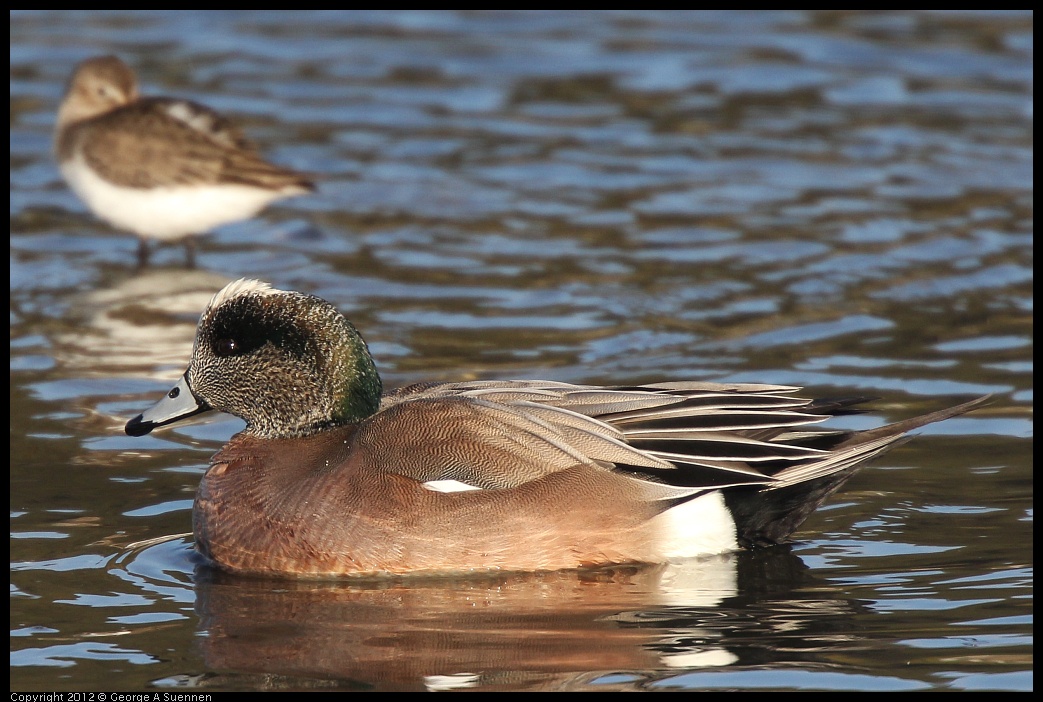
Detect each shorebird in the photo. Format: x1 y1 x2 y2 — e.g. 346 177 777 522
55 55 315 266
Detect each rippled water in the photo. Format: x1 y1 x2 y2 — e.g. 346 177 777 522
10 10 1032 692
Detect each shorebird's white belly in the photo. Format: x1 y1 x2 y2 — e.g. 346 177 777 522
61 154 294 241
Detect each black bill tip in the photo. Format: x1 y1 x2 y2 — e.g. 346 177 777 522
125 414 155 437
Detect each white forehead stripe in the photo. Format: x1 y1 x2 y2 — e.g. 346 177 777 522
208 278 278 310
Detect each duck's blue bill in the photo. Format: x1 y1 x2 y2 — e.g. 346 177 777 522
125 374 211 436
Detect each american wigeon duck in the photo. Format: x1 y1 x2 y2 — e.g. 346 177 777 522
55 56 314 267
126 279 989 578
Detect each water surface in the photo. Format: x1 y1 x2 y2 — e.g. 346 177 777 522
10 10 1032 692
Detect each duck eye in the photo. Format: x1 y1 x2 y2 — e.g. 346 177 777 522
215 338 238 357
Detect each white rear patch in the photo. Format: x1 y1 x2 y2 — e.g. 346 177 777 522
650 491 738 559
422 479 483 493
660 649 739 669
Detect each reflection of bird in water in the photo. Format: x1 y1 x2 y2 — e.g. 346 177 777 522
51 268 231 378
189 551 866 691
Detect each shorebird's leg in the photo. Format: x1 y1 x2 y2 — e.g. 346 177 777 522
183 237 197 269
136 238 151 269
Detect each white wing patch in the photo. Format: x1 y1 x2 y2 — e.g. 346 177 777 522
422 479 484 493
